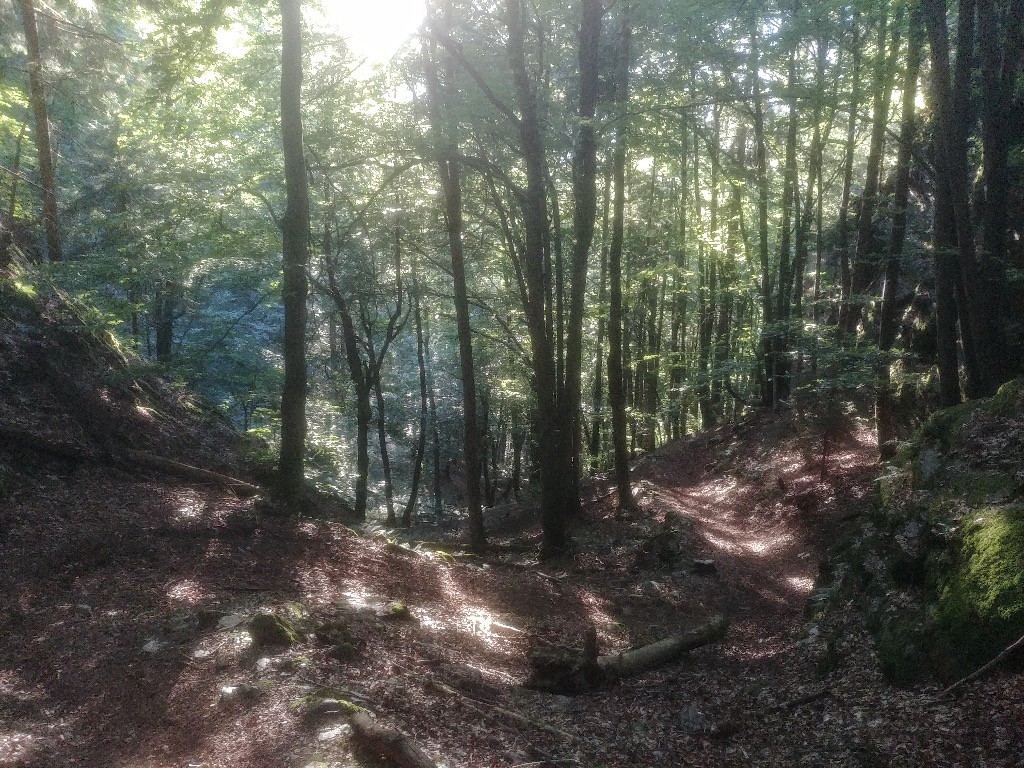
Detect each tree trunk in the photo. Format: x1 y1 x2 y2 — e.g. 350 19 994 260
590 164 611 468
17 0 61 262
837 14 863 313
877 11 923 459
373 374 396 527
277 0 310 507
563 0 603 510
1 123 26 268
403 273 429 528
425 2 486 552
607 10 633 510
600 615 727 681
751 25 774 408
839 7 901 338
923 0 1003 397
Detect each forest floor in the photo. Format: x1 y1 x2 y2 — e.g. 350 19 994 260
3 407 1023 768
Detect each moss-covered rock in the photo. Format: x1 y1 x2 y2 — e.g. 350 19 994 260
932 505 1024 678
382 601 412 620
824 378 1024 684
249 612 299 648
292 688 364 721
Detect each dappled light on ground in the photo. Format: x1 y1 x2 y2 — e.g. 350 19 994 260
3 413 1021 767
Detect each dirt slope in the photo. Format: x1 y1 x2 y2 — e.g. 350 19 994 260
2 285 1021 767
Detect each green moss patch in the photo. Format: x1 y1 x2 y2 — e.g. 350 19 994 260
249 612 299 648
932 505 1024 678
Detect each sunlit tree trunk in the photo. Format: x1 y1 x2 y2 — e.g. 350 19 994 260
403 268 429 528
17 0 61 262
839 7 901 338
277 0 310 507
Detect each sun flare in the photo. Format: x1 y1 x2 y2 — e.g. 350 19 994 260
315 0 426 67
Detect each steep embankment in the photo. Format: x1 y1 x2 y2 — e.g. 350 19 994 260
2 275 1023 767
829 379 1024 685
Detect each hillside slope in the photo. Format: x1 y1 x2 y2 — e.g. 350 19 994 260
2 277 1022 767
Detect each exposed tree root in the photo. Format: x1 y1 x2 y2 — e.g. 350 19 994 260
1 424 258 494
939 632 1024 698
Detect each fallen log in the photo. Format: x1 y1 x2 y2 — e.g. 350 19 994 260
527 616 727 694
0 424 258 494
598 614 728 681
348 712 437 768
119 448 259 495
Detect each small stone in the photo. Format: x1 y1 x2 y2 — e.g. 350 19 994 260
142 639 166 653
640 580 660 597
219 683 260 706
317 723 351 742
192 648 214 659
218 613 246 630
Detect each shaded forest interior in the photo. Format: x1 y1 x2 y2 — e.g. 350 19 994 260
2 0 1024 766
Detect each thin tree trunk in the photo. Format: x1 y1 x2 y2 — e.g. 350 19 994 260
607 9 633 509
590 164 611 468
425 3 486 551
403 277 428 527
837 14 862 313
1 123 26 267
752 25 774 408
371 364 396 527
17 0 61 262
839 7 901 338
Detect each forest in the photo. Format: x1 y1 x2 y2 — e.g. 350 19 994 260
1 0 1023 766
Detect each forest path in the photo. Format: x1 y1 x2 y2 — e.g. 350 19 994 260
3 413 1022 768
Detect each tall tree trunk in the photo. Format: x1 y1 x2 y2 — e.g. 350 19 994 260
370 357 396 527
403 272 429 528
425 3 486 552
277 0 310 507
1 123 26 268
878 11 923 458
668 119 689 440
590 164 611 468
837 15 862 313
752 25 774 408
506 0 572 556
607 9 633 509
17 0 61 262
923 0 1003 397
425 316 444 519
976 0 1021 389
563 0 603 512
839 7 900 338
